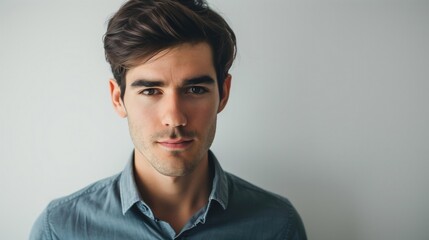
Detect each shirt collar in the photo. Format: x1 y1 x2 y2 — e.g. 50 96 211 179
119 152 141 215
119 150 229 215
207 150 229 210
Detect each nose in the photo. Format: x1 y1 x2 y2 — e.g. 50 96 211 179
161 93 187 127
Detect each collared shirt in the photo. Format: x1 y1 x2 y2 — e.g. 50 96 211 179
30 151 306 240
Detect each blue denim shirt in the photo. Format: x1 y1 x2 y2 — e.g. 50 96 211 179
30 151 306 239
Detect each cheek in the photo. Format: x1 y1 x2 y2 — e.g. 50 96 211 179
188 101 218 125
126 102 158 129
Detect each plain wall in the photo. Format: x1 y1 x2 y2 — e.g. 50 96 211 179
1 0 428 239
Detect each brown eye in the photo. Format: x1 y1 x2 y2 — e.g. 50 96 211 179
140 89 160 95
188 86 207 94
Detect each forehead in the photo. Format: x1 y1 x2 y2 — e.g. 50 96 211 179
125 42 216 84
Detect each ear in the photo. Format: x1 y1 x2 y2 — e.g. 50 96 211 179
217 74 232 113
109 79 127 118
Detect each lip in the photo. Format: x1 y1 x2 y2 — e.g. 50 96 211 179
157 139 194 150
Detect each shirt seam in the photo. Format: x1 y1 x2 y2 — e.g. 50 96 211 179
45 206 53 240
43 176 119 239
282 204 295 239
228 173 287 202
48 176 119 211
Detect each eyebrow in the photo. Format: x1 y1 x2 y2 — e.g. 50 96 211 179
183 75 215 86
130 75 215 88
130 79 163 87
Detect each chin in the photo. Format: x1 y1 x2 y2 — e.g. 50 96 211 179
155 163 196 177
156 155 202 177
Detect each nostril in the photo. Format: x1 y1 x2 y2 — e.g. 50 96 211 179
162 114 187 127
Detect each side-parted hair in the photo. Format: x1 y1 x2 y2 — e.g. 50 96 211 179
103 0 237 99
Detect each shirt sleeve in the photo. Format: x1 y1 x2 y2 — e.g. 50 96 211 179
279 204 307 240
290 220 307 240
29 207 52 240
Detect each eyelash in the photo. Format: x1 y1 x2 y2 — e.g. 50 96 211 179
138 87 208 96
139 89 160 95
187 86 208 94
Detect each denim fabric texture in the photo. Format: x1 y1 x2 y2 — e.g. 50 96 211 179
30 151 306 240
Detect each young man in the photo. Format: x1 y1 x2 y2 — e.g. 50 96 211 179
30 0 306 239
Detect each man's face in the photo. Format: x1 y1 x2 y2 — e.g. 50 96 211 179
110 42 230 177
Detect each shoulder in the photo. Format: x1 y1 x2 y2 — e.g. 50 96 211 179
224 172 307 239
48 174 120 211
226 171 292 208
29 174 121 240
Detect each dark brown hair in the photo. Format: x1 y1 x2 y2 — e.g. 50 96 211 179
103 0 237 99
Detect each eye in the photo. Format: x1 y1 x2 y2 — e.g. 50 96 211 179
139 88 160 95
187 86 208 94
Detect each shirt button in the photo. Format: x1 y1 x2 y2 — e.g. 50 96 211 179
137 203 148 212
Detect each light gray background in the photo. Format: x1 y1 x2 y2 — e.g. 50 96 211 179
1 0 428 239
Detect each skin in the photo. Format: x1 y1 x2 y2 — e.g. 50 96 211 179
109 42 231 233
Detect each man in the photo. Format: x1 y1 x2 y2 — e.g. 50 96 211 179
30 0 307 239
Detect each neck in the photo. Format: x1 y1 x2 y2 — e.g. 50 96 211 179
133 150 212 233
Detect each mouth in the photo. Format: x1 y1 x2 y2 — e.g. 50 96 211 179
157 139 194 150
